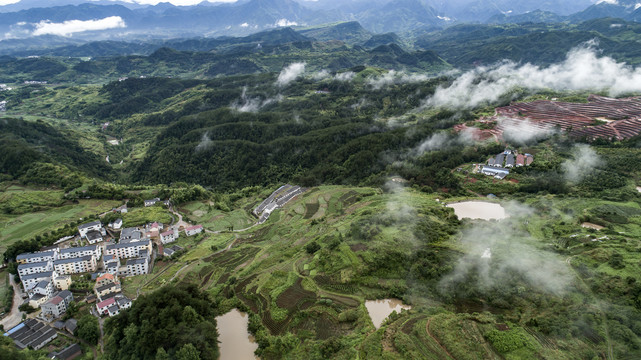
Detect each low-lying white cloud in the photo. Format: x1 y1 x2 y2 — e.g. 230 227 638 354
312 69 330 80
231 86 280 113
276 62 306 87
195 132 213 152
367 70 429 90
439 203 571 296
499 118 556 144
334 71 356 82
32 16 126 37
414 128 476 156
562 144 603 183
425 42 641 109
275 18 298 27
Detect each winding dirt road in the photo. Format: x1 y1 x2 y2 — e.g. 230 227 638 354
0 274 24 330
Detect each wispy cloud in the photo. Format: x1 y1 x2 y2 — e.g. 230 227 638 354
425 41 641 109
231 86 281 113
367 70 429 90
195 132 213 152
499 118 556 145
276 62 306 87
413 128 476 156
562 144 602 183
439 202 571 296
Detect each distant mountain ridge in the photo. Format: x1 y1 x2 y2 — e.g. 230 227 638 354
3 0 641 50
0 0 601 41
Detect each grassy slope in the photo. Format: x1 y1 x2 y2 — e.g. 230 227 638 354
0 185 120 253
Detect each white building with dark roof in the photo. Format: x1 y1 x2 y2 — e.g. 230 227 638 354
16 250 58 264
106 240 151 259
144 198 160 207
41 296 66 318
20 271 55 292
104 257 119 275
109 218 123 230
5 319 57 350
120 227 142 242
78 221 102 238
86 230 103 244
53 256 97 275
18 261 52 277
59 245 100 260
125 257 148 277
28 280 53 299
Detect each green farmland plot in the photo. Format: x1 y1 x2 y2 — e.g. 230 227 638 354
0 198 120 253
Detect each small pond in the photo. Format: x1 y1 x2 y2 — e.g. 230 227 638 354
447 201 508 220
365 299 411 329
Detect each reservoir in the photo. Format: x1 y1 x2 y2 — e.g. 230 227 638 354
216 309 259 360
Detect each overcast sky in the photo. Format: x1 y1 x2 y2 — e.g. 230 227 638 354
0 0 240 6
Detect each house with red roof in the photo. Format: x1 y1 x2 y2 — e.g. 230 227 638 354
185 225 203 236
96 297 116 316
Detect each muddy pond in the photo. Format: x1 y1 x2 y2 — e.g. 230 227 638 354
365 299 411 329
216 309 258 360
447 201 508 220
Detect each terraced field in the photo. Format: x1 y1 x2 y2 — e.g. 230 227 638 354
490 95 641 140
138 184 624 358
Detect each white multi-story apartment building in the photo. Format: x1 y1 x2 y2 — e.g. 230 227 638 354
125 257 148 277
59 245 100 260
78 221 102 238
18 261 53 277
105 240 151 259
16 250 58 264
28 279 55 307
29 280 54 299
53 256 97 275
21 271 55 292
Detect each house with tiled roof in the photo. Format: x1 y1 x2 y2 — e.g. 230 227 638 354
41 296 65 318
185 225 203 236
96 297 116 316
160 227 179 244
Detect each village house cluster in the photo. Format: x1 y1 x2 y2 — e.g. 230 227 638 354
4 194 210 353
7 207 206 351
480 149 534 179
